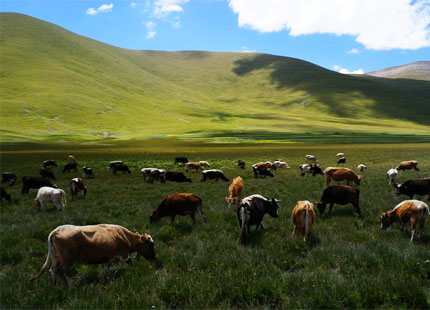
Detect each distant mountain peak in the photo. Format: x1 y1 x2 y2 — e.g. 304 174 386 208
367 61 430 80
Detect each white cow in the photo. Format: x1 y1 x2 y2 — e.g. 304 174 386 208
199 161 210 168
387 168 399 185
141 168 166 183
357 164 367 172
300 164 312 176
305 155 317 163
336 153 344 157
33 187 66 211
274 160 290 169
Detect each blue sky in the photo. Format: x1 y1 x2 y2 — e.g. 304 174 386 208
1 0 429 73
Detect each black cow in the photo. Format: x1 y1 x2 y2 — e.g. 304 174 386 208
108 161 123 170
253 166 274 179
337 157 347 164
316 185 361 216
1 187 11 202
82 166 94 179
21 176 55 195
43 160 57 168
201 170 229 182
40 167 56 180
165 172 192 183
396 178 430 200
174 157 188 165
63 162 78 173
238 160 245 169
237 194 279 245
112 164 131 174
1 172 17 186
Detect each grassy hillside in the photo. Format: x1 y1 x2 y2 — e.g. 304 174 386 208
1 13 430 142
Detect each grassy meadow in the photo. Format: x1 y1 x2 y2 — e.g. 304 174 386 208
1 142 429 309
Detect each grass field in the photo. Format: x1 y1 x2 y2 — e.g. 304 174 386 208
1 142 429 309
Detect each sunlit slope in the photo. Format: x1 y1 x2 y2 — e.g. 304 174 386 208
1 13 429 141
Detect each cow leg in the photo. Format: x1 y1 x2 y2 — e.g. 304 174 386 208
410 219 417 242
247 224 251 234
197 208 206 224
170 215 176 224
353 203 361 216
103 264 109 281
190 212 196 224
292 225 297 237
328 203 334 213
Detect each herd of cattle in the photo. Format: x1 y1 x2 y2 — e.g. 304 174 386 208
1 154 429 288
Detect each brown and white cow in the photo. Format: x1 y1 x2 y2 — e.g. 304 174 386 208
185 162 203 172
291 200 315 241
225 176 244 208
324 167 361 187
150 193 206 224
381 200 429 242
30 224 157 287
70 178 87 201
395 160 419 171
273 160 290 169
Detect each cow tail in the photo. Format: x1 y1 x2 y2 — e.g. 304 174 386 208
61 190 66 210
305 209 311 240
239 206 246 245
197 197 206 224
30 232 53 281
423 203 430 215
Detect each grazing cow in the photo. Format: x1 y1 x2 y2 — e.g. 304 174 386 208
357 164 367 172
316 185 361 216
1 172 17 186
299 164 324 177
337 157 346 164
253 165 274 179
111 164 131 174
141 168 160 182
174 157 188 165
237 194 279 245
226 176 244 208
324 167 361 187
274 160 290 169
68 155 76 163
33 186 66 211
22 176 55 195
199 161 210 168
150 193 206 224
238 160 245 169
291 200 315 241
150 169 166 183
396 178 430 200
82 166 94 179
70 178 87 201
30 224 157 288
265 161 277 171
108 161 123 170
40 167 56 180
381 200 429 242
396 160 419 171
387 168 399 185
252 162 271 170
63 162 78 173
165 172 192 183
305 155 317 163
201 169 229 182
1 187 11 202
43 160 57 168
185 162 202 172
336 153 345 157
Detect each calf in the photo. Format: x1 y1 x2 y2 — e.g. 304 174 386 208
174 157 189 165
226 176 244 208
150 193 206 224
357 164 367 172
291 200 315 241
238 160 245 169
63 162 78 173
22 176 55 195
387 168 399 185
30 224 156 288
43 160 57 168
396 160 419 171
381 200 429 242
305 155 317 163
165 172 192 183
82 166 94 179
112 164 131 174
40 167 56 180
199 161 210 168
396 178 430 200
201 169 229 182
324 167 361 187
185 162 202 172
300 164 324 177
237 194 279 245
1 172 17 186
337 157 346 164
1 187 11 202
33 186 66 211
70 178 87 201
316 185 361 216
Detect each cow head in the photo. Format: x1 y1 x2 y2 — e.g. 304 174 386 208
380 211 396 229
355 176 362 185
149 210 160 224
33 198 41 209
186 177 192 183
315 201 326 214
136 234 157 261
267 198 280 218
396 183 405 195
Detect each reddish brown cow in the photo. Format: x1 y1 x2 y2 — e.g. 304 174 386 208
316 185 361 216
226 176 244 207
395 160 419 171
291 200 315 241
185 162 203 172
324 167 361 187
150 193 206 224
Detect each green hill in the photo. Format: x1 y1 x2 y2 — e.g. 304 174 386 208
1 13 430 142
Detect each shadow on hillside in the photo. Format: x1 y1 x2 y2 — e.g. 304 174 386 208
187 111 282 122
232 54 430 126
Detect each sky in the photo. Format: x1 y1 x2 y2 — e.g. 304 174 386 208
1 0 430 73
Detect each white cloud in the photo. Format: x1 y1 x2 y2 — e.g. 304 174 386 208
145 21 157 39
130 2 138 7
153 0 189 18
146 31 157 39
228 0 430 50
86 3 113 15
347 48 359 54
333 65 364 74
241 46 256 53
